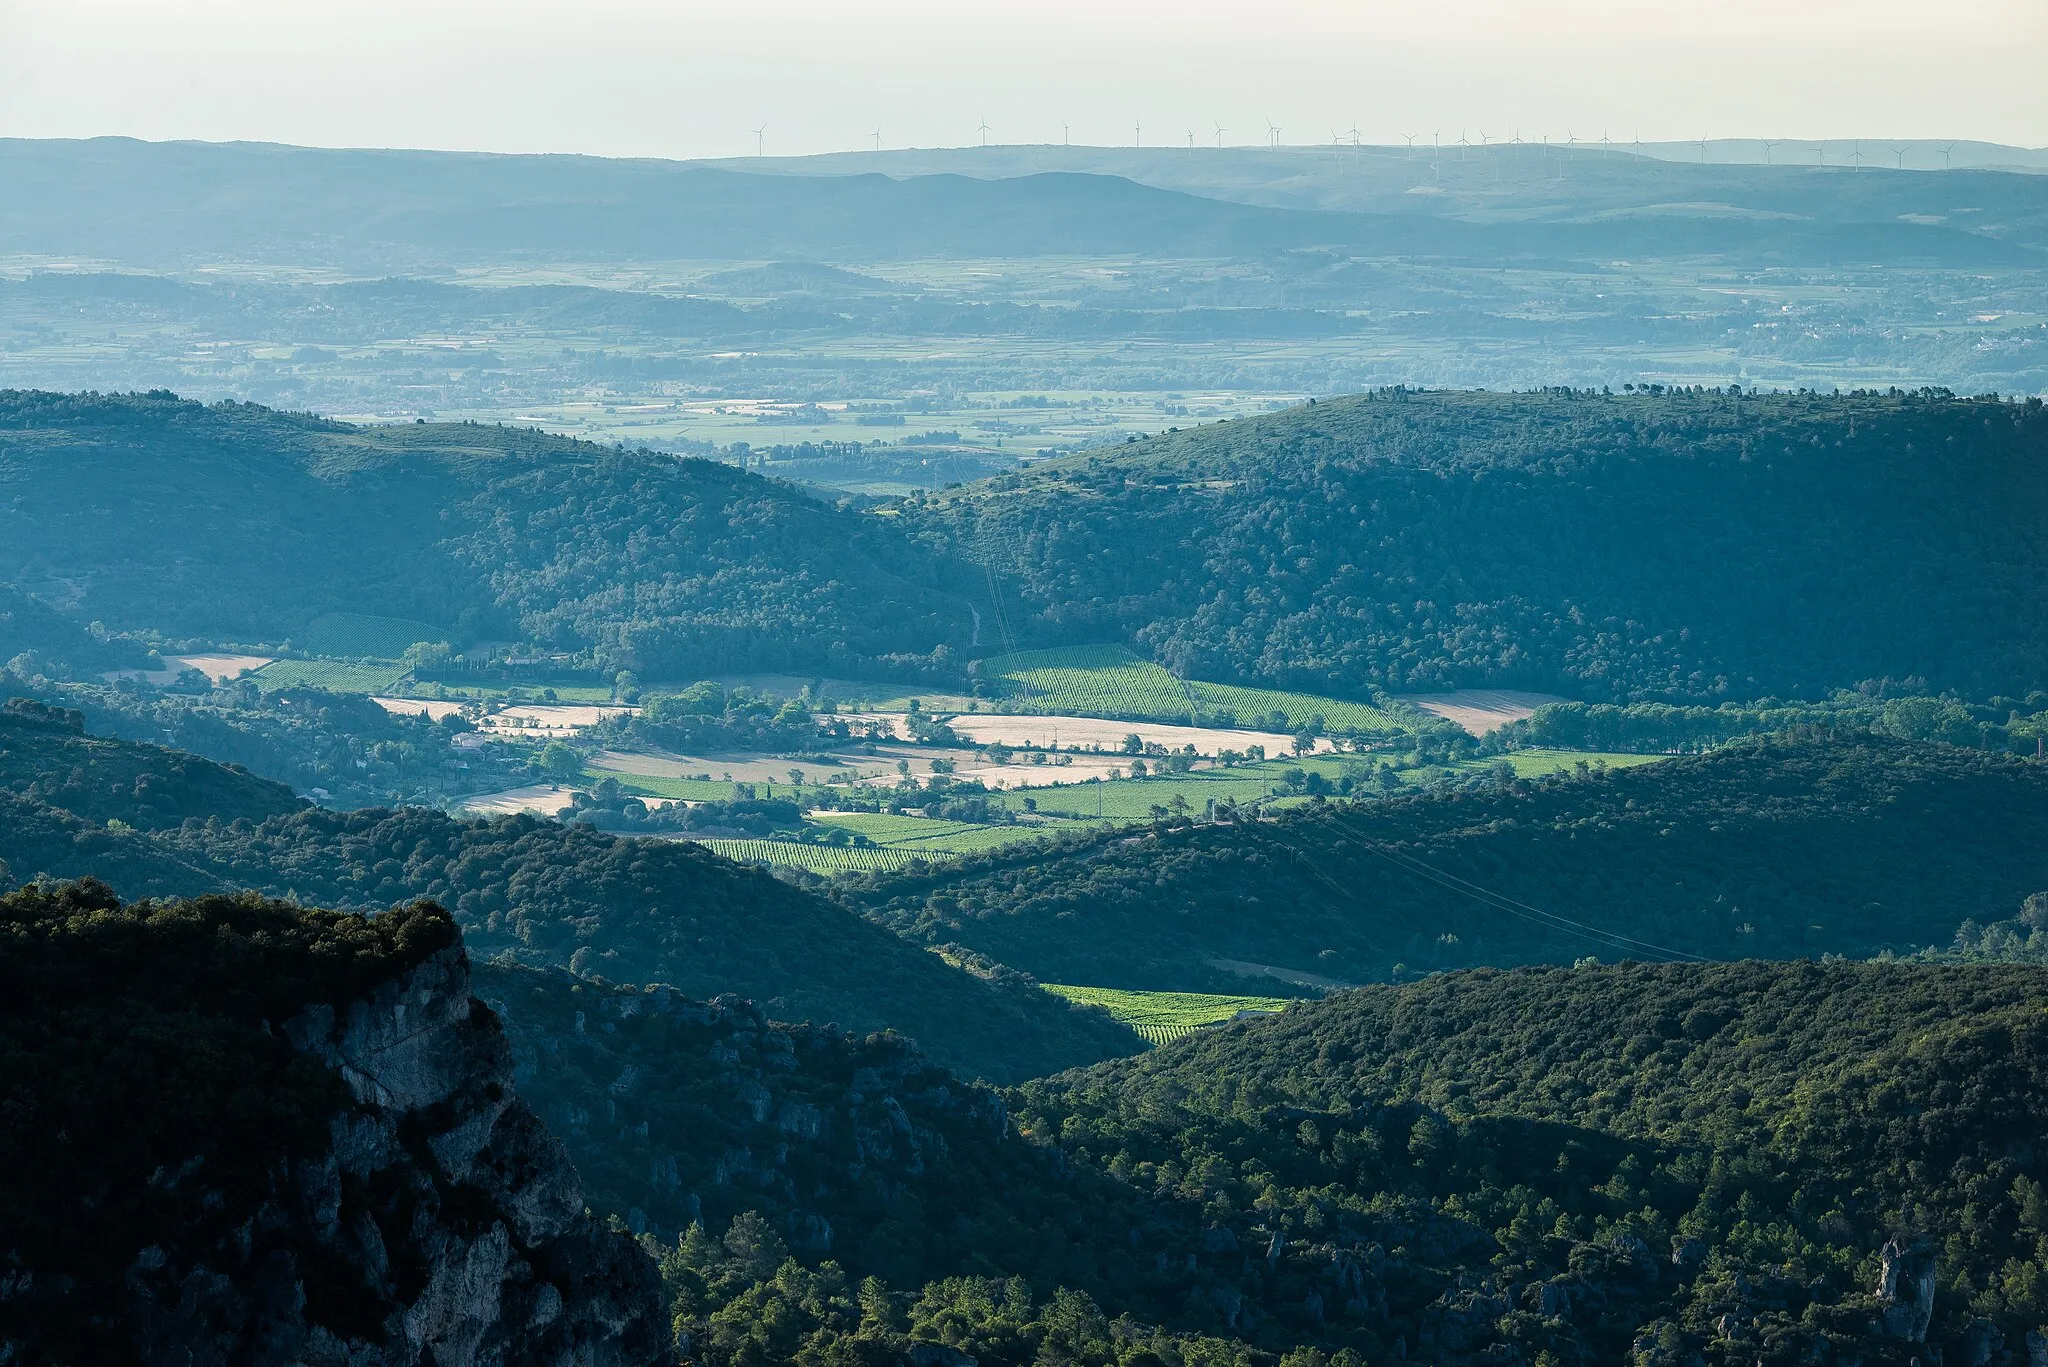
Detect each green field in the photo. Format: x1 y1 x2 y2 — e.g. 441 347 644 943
593 772 765 803
809 810 1054 855
993 749 1665 819
1040 984 1295 1046
298 612 447 659
253 658 413 693
981 645 1404 733
696 839 939 876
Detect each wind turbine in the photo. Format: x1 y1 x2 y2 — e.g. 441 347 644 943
1215 123 1228 148
1848 140 1865 170
1940 141 1956 170
977 117 991 147
1063 122 1071 146
1266 120 1281 148
1600 129 1611 156
1348 122 1361 147
1402 132 1418 152
1696 136 1708 164
1889 144 1908 170
1762 138 1779 165
870 128 882 153
1566 128 1578 157
750 125 766 158
1456 129 1470 158
1814 143 1827 166
1188 128 1196 150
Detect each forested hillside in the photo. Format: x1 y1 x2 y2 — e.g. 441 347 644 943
0 389 972 678
851 733 2048 991
0 696 301 828
913 388 2048 701
1011 958 2048 1366
0 711 1135 1082
9 389 2048 705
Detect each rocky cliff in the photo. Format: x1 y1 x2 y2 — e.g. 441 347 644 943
0 879 669 1366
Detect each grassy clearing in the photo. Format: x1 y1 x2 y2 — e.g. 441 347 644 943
298 611 446 658
1496 748 1664 778
982 645 1403 733
591 772 764 802
253 659 413 693
1040 984 1295 1046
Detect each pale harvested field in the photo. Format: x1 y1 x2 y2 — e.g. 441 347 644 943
1401 690 1568 735
370 696 468 721
845 712 1335 758
373 698 631 735
949 753 1129 789
454 783 577 818
589 748 898 784
591 743 1127 792
476 704 634 737
103 653 274 686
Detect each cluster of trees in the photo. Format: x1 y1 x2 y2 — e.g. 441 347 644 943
0 583 148 678
594 681 838 755
1496 689 2048 756
846 732 2048 992
908 388 2048 702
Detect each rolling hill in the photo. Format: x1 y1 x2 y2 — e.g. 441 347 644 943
0 389 973 679
849 733 2048 991
915 387 2048 701
1011 957 2048 1365
9 387 2048 708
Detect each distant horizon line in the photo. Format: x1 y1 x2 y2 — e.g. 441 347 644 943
8 132 2046 163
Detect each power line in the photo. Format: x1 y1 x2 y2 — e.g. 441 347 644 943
1280 808 1710 964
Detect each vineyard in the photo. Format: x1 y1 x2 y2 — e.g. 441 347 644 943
298 611 448 659
811 811 1052 855
981 645 1405 733
1038 984 1294 1046
252 658 412 693
695 839 937 876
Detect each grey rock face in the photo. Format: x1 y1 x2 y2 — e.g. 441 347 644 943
124 947 670 1367
1874 1234 1938 1342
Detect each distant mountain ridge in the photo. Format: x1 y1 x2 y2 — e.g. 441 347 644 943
3 137 2040 268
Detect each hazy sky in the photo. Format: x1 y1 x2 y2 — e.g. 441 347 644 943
2 0 2043 160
